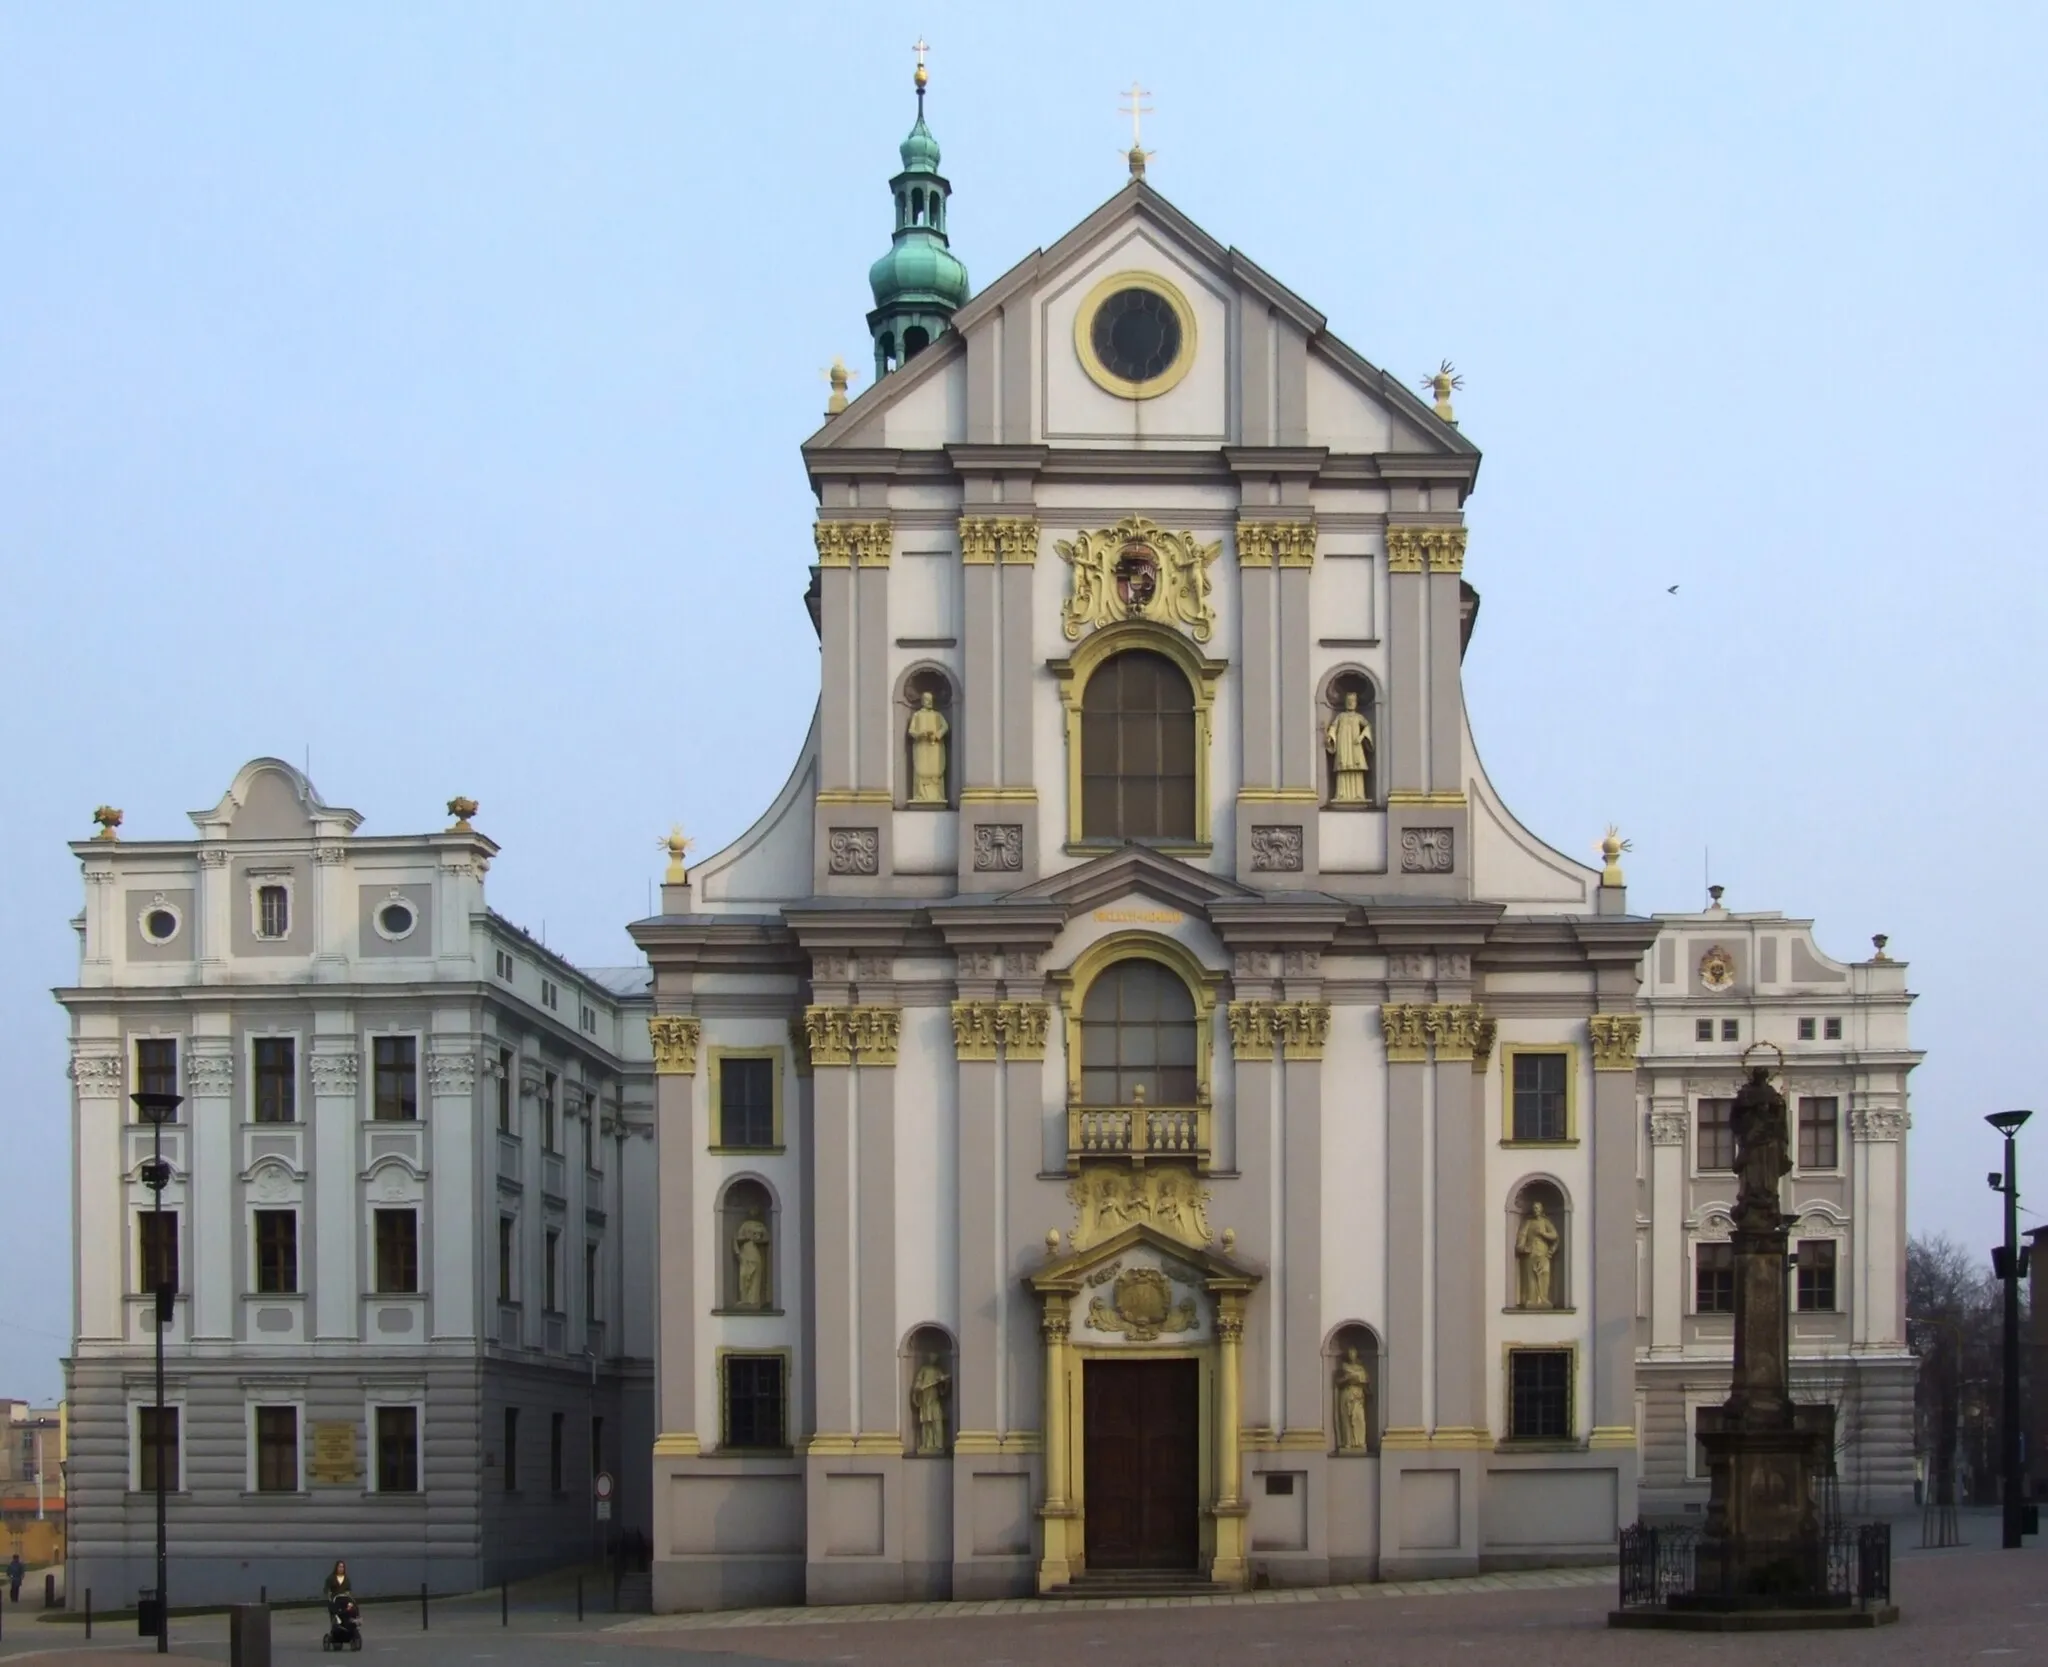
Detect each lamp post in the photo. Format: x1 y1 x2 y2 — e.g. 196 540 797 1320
1986 1108 2032 1550
132 1090 181 1652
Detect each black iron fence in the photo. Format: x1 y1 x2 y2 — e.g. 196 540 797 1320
1617 1522 1891 1611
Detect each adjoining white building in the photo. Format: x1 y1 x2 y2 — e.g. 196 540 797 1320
1633 897 1919 1517
58 760 655 1603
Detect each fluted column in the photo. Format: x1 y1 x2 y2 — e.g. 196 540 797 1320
1035 1304 1075 1592
1212 1300 1249 1587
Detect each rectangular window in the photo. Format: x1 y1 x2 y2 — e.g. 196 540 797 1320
139 1210 179 1296
257 883 290 939
1823 1016 1843 1040
541 979 559 1011
496 1049 513 1131
495 949 515 981
373 1209 419 1293
585 1242 600 1319
252 1037 296 1122
373 1036 418 1120
1696 1241 1736 1313
1798 1096 1840 1170
542 1072 558 1153
1797 1241 1838 1312
722 1355 787 1451
1720 1018 1739 1042
136 1037 179 1105
1510 1052 1568 1143
581 1004 597 1033
1507 1349 1572 1441
375 1406 419 1493
549 1411 564 1493
718 1056 778 1149
255 1405 299 1493
498 1217 515 1303
1797 1017 1816 1041
1696 1099 1735 1170
1694 1018 1713 1042
503 1407 519 1491
544 1229 561 1313
137 1405 180 1492
254 1210 298 1294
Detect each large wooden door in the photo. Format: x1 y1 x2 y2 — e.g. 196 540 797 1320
1083 1358 1200 1569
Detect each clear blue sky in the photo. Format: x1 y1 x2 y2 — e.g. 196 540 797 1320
3 4 2043 1402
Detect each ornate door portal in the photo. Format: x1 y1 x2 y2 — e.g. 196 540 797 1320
1083 1359 1200 1569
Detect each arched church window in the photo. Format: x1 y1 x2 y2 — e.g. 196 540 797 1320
896 190 907 225
903 325 930 359
1080 650 1196 841
1079 960 1198 1107
1322 672 1377 807
911 188 926 224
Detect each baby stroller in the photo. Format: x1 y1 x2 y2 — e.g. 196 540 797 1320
321 1593 362 1652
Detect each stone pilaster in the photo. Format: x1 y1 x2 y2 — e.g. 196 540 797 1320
1588 1015 1643 1454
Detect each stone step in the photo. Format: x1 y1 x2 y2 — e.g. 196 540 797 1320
1046 1570 1223 1600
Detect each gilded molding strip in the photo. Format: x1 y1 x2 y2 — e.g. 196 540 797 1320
1229 1000 1330 1062
814 519 892 568
816 788 892 804
954 1430 1044 1455
647 1015 701 1076
1385 526 1468 575
804 1004 902 1068
805 1433 901 1455
1381 1003 1489 1067
1589 1013 1644 1072
951 1000 1051 1062
650 1432 701 1457
1588 1426 1639 1450
1386 789 1468 807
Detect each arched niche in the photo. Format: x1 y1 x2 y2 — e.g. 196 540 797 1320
1325 1323 1381 1455
900 1323 955 1457
1316 667 1381 809
1507 1176 1571 1311
896 663 958 809
717 1176 779 1314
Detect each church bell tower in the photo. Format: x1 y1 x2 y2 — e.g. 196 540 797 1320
866 43 969 382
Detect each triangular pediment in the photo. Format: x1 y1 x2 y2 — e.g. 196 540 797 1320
1028 1220 1260 1295
805 178 1478 466
1000 844 1259 917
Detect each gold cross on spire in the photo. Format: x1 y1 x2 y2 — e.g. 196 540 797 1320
1119 81 1154 179
913 37 929 93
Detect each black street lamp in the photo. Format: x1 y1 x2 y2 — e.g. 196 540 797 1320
1986 1108 2032 1550
132 1089 181 1652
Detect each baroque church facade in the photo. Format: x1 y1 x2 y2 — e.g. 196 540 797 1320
628 75 1917 1609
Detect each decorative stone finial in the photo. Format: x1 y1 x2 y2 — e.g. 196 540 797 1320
1871 933 1890 961
823 358 855 415
91 805 123 842
1120 82 1154 178
1130 1082 1147 1107
661 825 694 885
1421 360 1464 425
1045 1228 1062 1260
1598 824 1631 888
1221 1228 1237 1255
1708 883 1726 909
446 796 478 832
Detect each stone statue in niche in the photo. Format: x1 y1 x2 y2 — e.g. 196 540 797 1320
1334 1346 1372 1452
733 1214 771 1309
908 691 950 804
910 1353 951 1454
1515 1198 1560 1309
1325 690 1373 804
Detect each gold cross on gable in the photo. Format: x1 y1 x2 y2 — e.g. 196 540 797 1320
914 37 928 70
1120 81 1153 149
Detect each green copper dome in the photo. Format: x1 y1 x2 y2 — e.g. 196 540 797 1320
866 76 968 380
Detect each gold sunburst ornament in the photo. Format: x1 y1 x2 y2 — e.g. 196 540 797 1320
660 826 694 885
1421 360 1464 424
1597 825 1632 887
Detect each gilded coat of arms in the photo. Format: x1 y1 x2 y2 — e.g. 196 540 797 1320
1085 1263 1199 1341
1058 516 1221 644
1699 945 1736 991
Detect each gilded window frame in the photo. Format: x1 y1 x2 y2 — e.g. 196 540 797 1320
715 1346 794 1455
1499 1341 1579 1447
1051 619 1225 856
1072 269 1199 401
1499 1042 1580 1148
1051 931 1223 1115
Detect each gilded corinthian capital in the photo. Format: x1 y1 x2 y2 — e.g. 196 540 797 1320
1380 1003 1430 1063
1589 1013 1643 1072
647 1015 701 1075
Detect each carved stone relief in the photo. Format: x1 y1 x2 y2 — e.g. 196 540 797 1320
1399 827 1455 873
1083 1263 1199 1341
972 824 1024 871
426 1051 477 1095
1058 516 1222 644
827 827 880 876
1249 826 1304 871
1067 1164 1211 1251
68 1051 124 1099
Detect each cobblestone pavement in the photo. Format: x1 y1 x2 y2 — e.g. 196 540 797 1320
609 1545 2047 1666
